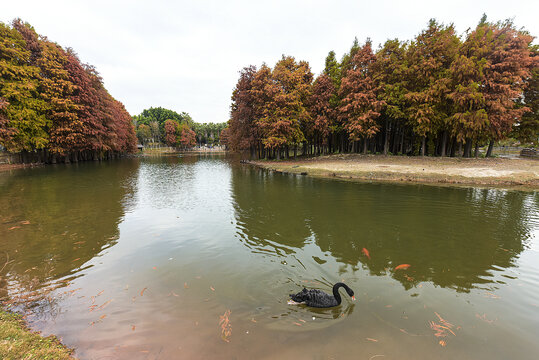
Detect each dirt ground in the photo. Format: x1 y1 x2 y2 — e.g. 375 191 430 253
249 154 539 189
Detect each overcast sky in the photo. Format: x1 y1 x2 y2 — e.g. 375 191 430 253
3 0 538 124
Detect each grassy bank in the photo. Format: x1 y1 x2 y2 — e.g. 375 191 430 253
0 310 74 360
249 154 539 189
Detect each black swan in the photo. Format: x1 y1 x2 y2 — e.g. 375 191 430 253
288 282 355 308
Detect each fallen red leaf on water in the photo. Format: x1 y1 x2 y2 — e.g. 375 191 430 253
293 322 302 326
395 264 411 270
152 267 156 270
366 338 378 342
184 282 189 289
484 292 500 299
251 318 257 323
72 258 80 262
74 241 85 245
210 286 215 291
8 226 20 230
220 310 232 342
362 248 371 259
132 325 136 331
20 220 30 225
385 305 392 308
100 314 107 320
89 321 95 326
98 299 112 310
97 290 104 296
439 340 447 347
170 291 179 297
140 287 147 296
299 319 306 323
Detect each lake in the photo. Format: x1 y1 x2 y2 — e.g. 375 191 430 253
1 155 538 359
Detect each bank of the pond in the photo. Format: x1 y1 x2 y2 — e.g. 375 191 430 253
0 163 44 172
248 154 539 189
0 310 74 359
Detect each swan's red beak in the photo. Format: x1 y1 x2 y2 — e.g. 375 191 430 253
351 296 356 301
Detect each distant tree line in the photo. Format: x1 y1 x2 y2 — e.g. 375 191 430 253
0 19 137 163
133 107 195 148
133 106 226 148
223 17 538 159
192 122 227 146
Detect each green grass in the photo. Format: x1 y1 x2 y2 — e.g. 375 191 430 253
0 310 74 360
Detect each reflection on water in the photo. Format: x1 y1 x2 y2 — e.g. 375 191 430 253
232 166 535 292
0 155 538 360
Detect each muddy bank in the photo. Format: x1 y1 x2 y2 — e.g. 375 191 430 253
247 154 539 189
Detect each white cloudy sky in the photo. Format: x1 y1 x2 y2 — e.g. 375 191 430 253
3 0 538 124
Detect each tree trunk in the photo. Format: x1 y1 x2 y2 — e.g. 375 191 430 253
463 139 473 158
383 120 390 155
486 140 494 157
474 142 479 158
421 136 426 157
440 131 448 157
363 138 368 154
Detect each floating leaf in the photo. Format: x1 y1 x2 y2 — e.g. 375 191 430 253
140 287 147 296
98 299 113 310
210 286 215 291
184 282 189 289
8 226 20 230
219 310 232 342
366 338 378 342
362 248 371 259
395 264 411 270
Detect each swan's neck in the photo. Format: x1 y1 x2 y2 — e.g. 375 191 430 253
332 283 347 305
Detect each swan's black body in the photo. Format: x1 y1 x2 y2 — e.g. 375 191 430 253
289 282 355 308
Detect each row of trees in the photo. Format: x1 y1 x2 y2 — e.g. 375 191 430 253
133 107 193 146
133 107 226 148
192 122 227 147
0 19 137 163
224 17 538 159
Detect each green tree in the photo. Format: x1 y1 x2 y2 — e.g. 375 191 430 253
0 21 49 153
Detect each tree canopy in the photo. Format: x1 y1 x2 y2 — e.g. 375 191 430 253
225 16 538 158
0 19 136 162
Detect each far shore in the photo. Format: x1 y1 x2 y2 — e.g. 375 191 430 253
0 163 43 172
247 154 539 190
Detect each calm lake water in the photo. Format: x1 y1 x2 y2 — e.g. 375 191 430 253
1 155 538 359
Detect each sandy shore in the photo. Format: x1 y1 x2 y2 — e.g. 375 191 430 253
248 154 539 189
